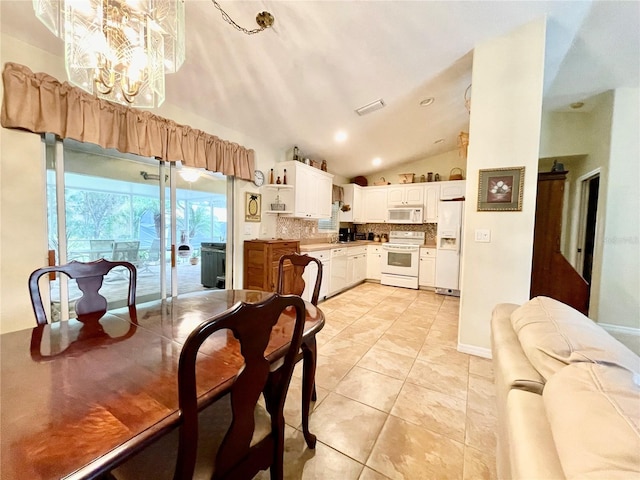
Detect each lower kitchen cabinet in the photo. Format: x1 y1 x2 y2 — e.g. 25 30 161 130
366 244 382 280
301 249 331 302
243 239 300 292
347 246 367 286
418 248 437 287
329 247 348 295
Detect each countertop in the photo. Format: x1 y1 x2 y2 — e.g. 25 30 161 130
300 240 436 252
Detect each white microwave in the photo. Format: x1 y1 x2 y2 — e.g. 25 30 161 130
387 207 423 224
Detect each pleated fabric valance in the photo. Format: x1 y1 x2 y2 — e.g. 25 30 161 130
1 62 254 181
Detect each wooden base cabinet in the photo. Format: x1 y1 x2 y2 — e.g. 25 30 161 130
243 239 300 292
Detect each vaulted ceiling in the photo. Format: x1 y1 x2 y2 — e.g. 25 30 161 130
1 1 638 179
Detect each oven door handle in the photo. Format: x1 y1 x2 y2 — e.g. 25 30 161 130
382 245 419 253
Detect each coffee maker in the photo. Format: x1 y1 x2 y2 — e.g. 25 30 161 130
338 227 354 242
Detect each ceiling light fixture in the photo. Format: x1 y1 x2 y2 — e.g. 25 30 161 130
180 168 202 183
33 0 185 108
355 99 385 116
570 102 585 109
334 131 348 143
211 0 274 34
420 97 435 107
372 157 382 166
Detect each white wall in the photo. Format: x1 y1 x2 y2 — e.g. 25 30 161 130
458 19 547 355
597 87 639 329
364 149 466 186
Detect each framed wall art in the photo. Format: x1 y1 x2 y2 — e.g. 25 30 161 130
245 192 261 222
477 166 525 211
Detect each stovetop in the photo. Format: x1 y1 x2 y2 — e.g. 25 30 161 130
388 230 425 245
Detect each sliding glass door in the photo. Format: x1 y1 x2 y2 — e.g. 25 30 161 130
45 137 230 320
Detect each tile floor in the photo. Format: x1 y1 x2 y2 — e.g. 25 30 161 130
257 282 497 480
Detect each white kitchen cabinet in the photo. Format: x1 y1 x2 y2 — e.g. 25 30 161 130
387 184 424 206
302 249 330 302
424 184 440 223
339 184 364 223
277 161 333 219
367 244 382 280
355 253 367 282
363 187 388 223
347 245 367 286
418 248 437 287
439 180 466 200
329 247 348 294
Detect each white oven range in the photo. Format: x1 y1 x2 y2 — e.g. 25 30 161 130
380 231 425 289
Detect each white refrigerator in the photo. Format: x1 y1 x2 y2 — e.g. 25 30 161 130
435 200 464 296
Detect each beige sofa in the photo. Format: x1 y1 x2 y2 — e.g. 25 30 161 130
491 296 640 479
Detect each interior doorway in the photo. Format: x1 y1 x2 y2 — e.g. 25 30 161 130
576 172 600 284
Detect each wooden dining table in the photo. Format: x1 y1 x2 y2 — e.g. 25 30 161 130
0 289 325 480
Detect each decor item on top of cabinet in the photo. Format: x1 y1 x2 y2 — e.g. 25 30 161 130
352 176 368 186
449 167 464 181
458 131 469 158
477 166 525 212
374 177 390 186
398 173 414 184
245 192 262 222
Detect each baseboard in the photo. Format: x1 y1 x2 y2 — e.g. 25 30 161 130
457 343 492 359
599 323 640 336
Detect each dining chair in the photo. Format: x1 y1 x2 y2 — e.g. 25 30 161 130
28 259 137 325
276 253 322 449
110 293 307 480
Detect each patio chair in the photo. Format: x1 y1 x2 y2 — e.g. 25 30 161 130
28 259 137 325
89 239 115 260
111 241 140 263
110 293 306 480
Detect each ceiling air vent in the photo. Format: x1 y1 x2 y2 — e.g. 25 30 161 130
355 99 385 116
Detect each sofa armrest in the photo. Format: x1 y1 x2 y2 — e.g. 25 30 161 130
491 303 545 394
507 389 566 479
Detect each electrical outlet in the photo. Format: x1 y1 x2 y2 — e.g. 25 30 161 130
475 229 491 243
244 224 252 235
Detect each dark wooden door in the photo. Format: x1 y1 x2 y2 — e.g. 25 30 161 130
530 171 590 314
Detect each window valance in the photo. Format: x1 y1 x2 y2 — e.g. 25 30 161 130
1 62 254 181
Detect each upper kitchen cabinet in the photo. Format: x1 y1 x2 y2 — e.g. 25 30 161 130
439 180 466 200
387 184 424 206
363 187 388 223
340 184 364 223
279 161 333 219
424 184 440 223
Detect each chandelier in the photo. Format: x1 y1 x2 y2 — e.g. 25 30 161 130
33 0 185 108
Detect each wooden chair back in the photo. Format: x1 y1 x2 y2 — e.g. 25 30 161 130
175 293 306 480
276 253 323 305
28 259 137 325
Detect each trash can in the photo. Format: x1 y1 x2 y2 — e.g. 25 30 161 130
201 242 226 288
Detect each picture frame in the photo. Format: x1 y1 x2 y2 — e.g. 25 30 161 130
245 192 261 222
477 166 525 211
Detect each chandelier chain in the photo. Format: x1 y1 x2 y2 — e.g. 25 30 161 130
211 0 273 35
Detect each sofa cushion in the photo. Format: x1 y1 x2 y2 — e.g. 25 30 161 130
511 296 640 380
543 362 640 479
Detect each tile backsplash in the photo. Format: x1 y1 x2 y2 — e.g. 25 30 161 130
355 223 437 244
276 217 333 241
275 217 436 245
